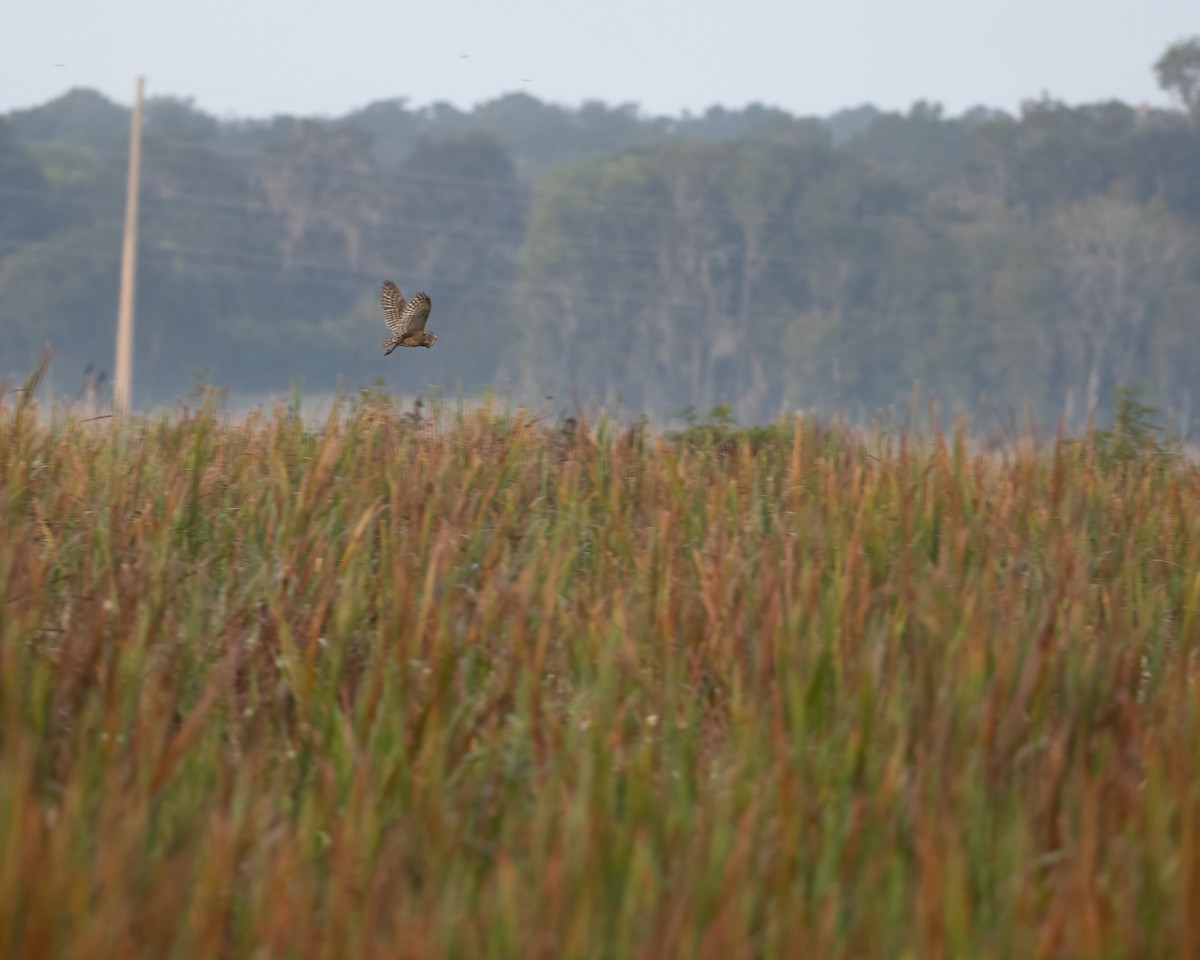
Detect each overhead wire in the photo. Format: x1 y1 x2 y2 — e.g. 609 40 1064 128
0 116 1072 375
0 169 1003 294
9 126 965 233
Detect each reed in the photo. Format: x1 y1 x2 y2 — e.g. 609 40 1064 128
2 382 1197 958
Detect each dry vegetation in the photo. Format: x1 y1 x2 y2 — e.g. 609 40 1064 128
2 361 1199 958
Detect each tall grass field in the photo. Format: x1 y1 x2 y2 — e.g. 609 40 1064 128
2 365 1199 958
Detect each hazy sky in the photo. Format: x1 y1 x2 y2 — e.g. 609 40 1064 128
1 0 1195 120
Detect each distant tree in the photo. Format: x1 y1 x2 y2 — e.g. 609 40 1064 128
0 222 122 380
1154 37 1200 122
1053 195 1184 420
976 219 1059 413
842 100 970 191
466 95 657 179
725 141 801 412
469 94 580 176
340 98 424 167
1002 98 1137 213
519 153 670 411
7 88 129 152
677 104 829 149
256 120 379 273
0 119 57 241
1121 123 1200 226
825 105 883 147
144 96 218 142
383 132 529 386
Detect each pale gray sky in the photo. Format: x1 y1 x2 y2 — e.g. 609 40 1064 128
1 0 1194 119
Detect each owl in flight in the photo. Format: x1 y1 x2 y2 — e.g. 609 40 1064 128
380 280 436 354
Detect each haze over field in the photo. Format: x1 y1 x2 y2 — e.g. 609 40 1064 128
0 4 1198 426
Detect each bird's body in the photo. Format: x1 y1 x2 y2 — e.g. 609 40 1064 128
380 281 436 354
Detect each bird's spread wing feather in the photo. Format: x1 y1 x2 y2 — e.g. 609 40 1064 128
399 292 432 335
381 281 408 336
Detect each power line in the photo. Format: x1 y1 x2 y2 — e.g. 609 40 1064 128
0 175 998 290
8 127 958 233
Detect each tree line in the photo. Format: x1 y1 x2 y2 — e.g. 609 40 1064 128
1 37 1198 427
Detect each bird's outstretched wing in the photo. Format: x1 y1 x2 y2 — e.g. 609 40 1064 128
381 281 408 336
399 292 432 334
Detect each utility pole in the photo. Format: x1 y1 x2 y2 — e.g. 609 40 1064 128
113 76 144 415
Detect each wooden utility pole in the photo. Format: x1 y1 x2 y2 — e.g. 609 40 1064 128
113 76 144 415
